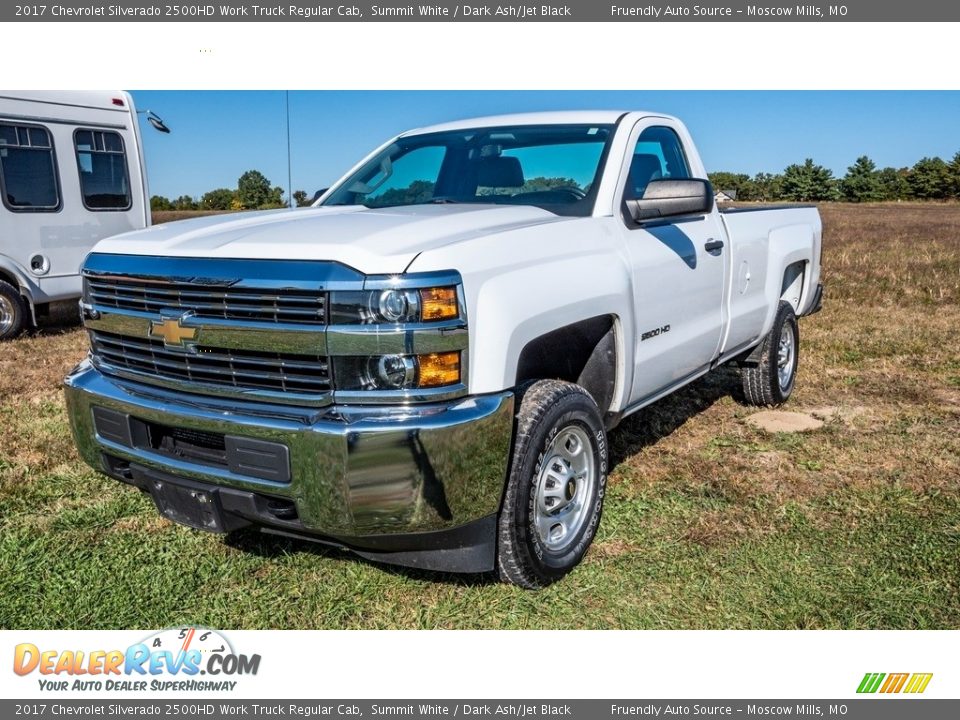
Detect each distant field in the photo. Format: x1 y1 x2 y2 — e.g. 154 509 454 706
151 209 236 224
1 203 958 629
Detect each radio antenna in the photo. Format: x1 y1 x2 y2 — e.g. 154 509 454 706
286 90 294 208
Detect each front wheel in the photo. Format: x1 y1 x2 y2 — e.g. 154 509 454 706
741 301 800 407
497 380 608 589
0 280 28 341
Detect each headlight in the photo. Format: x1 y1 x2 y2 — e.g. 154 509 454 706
334 351 461 391
372 354 416 389
329 287 459 324
376 289 419 323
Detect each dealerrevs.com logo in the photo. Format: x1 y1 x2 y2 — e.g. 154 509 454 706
13 628 260 692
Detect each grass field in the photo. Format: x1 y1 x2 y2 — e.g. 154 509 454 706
1 203 958 629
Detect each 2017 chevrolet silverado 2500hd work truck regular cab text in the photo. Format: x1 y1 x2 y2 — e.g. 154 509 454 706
64 111 823 588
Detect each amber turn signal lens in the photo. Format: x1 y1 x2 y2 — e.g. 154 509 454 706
419 287 458 321
417 351 461 387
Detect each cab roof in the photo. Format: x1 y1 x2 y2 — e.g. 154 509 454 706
401 110 672 136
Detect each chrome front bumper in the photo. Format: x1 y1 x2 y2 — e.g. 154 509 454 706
64 359 514 571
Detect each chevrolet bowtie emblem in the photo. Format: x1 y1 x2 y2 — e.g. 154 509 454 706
150 316 198 348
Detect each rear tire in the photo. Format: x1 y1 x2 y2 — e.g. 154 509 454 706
741 301 799 407
0 281 28 341
497 380 607 589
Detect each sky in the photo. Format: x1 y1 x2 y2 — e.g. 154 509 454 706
130 90 960 201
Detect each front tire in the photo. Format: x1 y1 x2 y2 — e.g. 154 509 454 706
497 380 607 589
0 280 28 341
741 301 799 407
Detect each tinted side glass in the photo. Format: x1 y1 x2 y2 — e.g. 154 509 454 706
359 145 447 207
625 126 693 200
74 129 131 210
0 122 60 211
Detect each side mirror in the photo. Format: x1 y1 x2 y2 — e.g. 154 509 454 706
626 179 714 222
145 111 171 134
312 188 329 203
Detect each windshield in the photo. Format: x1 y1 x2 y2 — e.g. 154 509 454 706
321 124 615 217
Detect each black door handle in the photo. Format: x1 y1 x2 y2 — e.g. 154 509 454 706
704 239 724 252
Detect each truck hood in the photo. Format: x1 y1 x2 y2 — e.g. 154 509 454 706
92 204 570 274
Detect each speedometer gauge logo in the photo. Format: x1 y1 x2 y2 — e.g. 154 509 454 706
141 627 235 662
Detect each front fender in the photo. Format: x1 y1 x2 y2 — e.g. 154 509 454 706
404 218 634 409
470 253 633 403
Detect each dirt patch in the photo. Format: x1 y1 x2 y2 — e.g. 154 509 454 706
746 411 825 433
807 406 869 423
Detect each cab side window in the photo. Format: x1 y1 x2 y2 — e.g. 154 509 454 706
624 126 692 200
74 129 131 210
0 123 61 212
353 145 446 207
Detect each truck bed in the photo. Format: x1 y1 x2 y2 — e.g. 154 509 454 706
718 205 823 356
718 203 816 214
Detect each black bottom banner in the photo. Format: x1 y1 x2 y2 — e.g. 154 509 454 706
3 700 956 720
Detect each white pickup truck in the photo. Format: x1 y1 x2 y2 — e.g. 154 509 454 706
65 111 822 588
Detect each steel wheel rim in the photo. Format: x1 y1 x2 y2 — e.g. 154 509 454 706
777 324 795 391
533 425 595 553
0 294 14 334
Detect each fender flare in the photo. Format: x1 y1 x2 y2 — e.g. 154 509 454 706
759 223 816 336
0 255 38 324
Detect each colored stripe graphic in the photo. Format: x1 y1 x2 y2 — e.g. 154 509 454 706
904 673 933 694
857 673 885 693
857 672 933 694
880 673 909 693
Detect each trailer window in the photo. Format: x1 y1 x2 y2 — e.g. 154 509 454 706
74 129 131 210
0 123 61 212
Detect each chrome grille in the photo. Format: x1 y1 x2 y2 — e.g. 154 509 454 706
86 276 326 325
90 330 331 395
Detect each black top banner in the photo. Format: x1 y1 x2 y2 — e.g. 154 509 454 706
4 0 958 22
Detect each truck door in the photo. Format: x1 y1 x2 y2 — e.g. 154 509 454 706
617 123 727 404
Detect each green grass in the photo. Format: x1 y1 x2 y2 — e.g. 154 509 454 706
1 202 959 629
1 466 957 629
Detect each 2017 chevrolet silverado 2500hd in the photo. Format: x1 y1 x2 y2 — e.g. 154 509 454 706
0 91 163 340
64 111 823 588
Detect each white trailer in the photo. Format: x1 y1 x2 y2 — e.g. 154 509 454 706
0 90 152 339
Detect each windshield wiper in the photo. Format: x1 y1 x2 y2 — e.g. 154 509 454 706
363 198 462 209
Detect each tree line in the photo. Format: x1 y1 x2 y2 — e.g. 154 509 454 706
709 152 960 202
151 170 313 211
152 152 960 211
